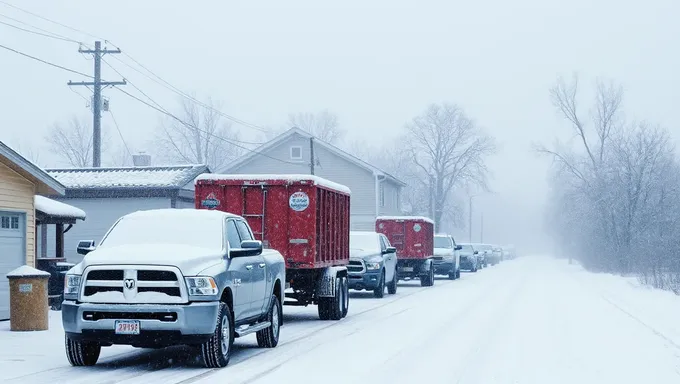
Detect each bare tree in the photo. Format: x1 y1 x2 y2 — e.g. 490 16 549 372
46 115 111 167
287 110 344 144
156 96 244 171
406 103 495 229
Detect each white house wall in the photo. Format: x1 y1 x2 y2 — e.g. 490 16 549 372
44 197 171 264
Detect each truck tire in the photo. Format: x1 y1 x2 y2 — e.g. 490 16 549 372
456 268 461 279
201 302 234 368
65 336 101 366
318 277 343 321
374 270 386 298
256 295 281 348
387 267 397 295
421 266 434 287
341 276 349 318
448 270 456 280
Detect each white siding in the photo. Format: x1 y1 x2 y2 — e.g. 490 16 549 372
175 199 196 209
45 197 171 264
379 180 402 215
232 133 380 226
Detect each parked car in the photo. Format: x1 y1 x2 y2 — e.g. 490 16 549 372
376 216 436 287
489 245 503 265
503 244 517 260
347 231 398 298
457 243 479 272
471 243 494 267
196 174 351 321
62 209 286 368
433 234 462 280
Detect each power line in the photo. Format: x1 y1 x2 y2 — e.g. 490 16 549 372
115 87 296 165
108 109 133 159
0 1 99 41
0 17 79 43
0 42 92 77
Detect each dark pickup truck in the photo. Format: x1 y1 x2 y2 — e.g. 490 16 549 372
347 231 398 298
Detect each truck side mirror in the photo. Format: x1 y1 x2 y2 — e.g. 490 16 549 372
231 240 263 257
474 251 479 255
77 240 96 255
455 245 462 251
383 246 397 254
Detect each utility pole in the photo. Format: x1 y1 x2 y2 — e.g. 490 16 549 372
309 137 315 175
480 213 484 242
68 41 126 167
468 196 473 242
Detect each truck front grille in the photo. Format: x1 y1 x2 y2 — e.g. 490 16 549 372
348 260 365 273
80 265 187 304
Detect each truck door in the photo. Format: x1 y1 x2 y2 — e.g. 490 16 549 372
226 219 252 320
235 219 268 316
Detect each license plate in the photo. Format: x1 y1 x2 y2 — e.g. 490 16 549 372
400 267 414 272
115 320 140 335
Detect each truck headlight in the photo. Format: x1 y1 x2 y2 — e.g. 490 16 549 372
365 262 381 270
185 277 218 296
64 274 81 297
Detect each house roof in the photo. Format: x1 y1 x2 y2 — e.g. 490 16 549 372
0 140 65 195
45 164 210 190
34 195 86 220
223 127 407 187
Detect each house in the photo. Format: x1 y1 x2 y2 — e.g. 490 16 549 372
220 127 406 230
0 141 86 320
45 161 210 264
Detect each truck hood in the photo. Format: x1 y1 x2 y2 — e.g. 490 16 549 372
434 248 454 257
71 244 224 276
350 249 381 260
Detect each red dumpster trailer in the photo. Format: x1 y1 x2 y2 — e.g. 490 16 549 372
376 216 435 287
195 174 351 320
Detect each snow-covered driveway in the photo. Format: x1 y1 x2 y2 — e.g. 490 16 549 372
3 256 680 383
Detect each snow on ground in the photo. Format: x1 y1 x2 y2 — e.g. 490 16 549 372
2 256 680 383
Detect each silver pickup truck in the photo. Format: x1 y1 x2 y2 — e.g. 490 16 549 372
62 209 286 369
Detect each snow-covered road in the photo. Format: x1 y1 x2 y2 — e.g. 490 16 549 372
3 256 680 384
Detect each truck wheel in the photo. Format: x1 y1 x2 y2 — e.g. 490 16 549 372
341 276 349 318
65 336 101 366
201 302 234 368
448 270 456 280
256 295 281 348
421 267 434 287
456 269 461 279
387 267 397 295
318 277 343 321
374 270 385 298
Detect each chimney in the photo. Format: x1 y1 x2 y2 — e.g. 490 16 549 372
132 152 151 167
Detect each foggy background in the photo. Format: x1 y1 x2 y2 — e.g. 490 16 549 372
2 0 678 255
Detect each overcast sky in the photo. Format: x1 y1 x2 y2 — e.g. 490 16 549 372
1 0 678 254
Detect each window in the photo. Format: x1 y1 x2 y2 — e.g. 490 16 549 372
290 146 303 160
379 185 385 207
380 235 390 252
0 216 9 229
226 220 242 249
235 220 254 241
0 215 19 230
10 217 19 229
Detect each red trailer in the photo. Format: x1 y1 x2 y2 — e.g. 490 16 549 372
376 216 436 286
195 174 351 320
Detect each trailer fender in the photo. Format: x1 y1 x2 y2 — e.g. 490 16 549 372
316 266 348 297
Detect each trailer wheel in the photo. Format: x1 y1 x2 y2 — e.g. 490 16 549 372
256 295 280 348
421 266 434 287
65 335 101 366
341 276 349 318
318 277 343 321
201 302 234 368
387 266 398 295
373 270 385 298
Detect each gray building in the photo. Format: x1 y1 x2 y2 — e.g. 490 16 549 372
221 127 406 231
45 163 209 263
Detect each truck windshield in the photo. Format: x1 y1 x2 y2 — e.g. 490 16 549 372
99 214 224 251
459 244 474 253
350 232 380 252
434 236 452 248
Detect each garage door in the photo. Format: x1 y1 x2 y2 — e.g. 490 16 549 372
0 212 25 321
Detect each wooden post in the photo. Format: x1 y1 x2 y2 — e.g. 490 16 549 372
56 224 64 259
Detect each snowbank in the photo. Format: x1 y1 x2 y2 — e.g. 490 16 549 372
196 173 351 195
34 196 86 220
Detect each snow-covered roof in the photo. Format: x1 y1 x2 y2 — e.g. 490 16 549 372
124 208 241 221
197 173 351 195
435 233 450 237
46 165 209 190
376 215 435 225
221 127 406 187
34 195 86 220
6 265 51 278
